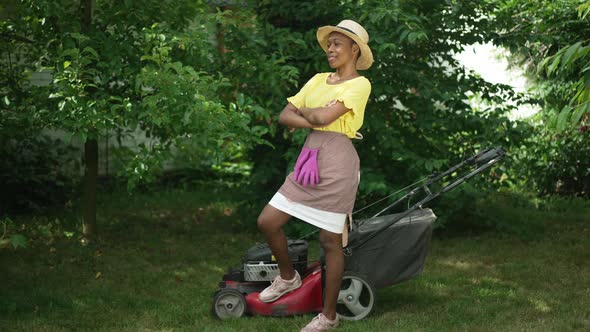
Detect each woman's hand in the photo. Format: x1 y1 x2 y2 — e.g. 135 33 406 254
279 103 315 129
298 100 351 126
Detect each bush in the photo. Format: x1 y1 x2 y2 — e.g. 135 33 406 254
0 126 80 214
512 130 590 197
433 185 546 238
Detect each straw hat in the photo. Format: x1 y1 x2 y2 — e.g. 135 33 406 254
316 19 374 70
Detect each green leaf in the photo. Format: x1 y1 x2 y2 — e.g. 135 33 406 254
537 57 552 75
167 61 183 74
183 110 193 125
408 31 428 43
547 53 562 76
82 46 99 59
578 1 590 19
399 29 410 43
584 68 590 89
561 42 582 69
556 106 572 132
69 32 89 42
237 93 245 108
10 234 27 249
571 103 588 124
61 48 79 58
63 60 71 69
574 86 590 104
140 55 157 63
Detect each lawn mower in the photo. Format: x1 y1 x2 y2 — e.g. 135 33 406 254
212 146 505 320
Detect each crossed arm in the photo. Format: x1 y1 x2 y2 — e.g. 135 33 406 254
278 101 351 129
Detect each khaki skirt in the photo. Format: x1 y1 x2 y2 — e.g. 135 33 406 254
270 130 360 233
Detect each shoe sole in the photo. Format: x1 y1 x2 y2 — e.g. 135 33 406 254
259 282 302 303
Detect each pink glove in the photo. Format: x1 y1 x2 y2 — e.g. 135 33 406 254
293 147 312 181
295 148 319 186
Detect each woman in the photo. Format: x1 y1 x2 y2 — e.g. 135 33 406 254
257 19 373 332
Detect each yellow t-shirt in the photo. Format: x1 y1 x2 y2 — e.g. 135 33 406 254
287 73 371 139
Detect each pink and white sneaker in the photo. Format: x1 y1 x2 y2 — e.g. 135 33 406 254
258 271 302 303
300 313 340 332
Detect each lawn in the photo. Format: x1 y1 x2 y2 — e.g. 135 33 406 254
1 185 589 331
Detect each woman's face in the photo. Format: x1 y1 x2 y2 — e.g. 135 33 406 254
326 32 359 69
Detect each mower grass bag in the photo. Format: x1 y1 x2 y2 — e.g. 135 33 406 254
344 208 436 288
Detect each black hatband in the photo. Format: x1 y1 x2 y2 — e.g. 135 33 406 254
336 26 358 36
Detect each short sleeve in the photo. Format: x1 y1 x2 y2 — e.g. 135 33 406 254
287 74 321 109
336 78 372 115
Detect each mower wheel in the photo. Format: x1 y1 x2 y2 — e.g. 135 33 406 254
336 271 376 321
212 288 247 319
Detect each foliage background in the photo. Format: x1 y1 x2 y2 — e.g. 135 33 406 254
0 0 588 235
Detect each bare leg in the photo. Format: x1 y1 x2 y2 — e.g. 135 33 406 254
257 204 295 280
319 229 343 320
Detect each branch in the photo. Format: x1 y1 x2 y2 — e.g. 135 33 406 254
0 32 35 44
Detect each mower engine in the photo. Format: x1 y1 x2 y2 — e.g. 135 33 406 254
242 240 309 282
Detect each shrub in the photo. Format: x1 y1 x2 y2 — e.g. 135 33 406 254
0 124 80 214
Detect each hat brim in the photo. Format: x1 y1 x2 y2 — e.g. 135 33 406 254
316 25 374 70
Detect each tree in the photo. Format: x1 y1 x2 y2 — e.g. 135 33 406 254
491 0 590 132
537 1 590 132
0 0 261 237
490 0 590 195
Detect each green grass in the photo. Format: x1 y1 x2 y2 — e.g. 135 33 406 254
1 186 589 331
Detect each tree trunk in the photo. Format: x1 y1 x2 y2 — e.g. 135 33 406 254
80 0 93 27
80 0 97 239
82 139 98 238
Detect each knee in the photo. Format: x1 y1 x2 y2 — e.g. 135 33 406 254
257 211 275 234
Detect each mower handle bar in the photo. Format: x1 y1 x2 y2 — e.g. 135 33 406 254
346 146 505 251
